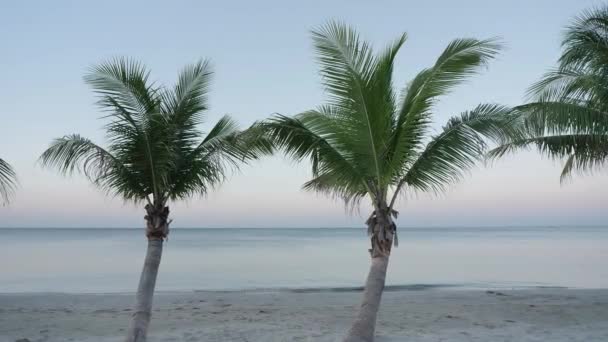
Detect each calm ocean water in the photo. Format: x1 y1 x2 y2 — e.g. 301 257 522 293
1 227 607 293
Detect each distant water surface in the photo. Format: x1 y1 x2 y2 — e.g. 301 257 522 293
1 227 607 293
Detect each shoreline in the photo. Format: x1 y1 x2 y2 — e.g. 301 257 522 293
0 283 576 296
2 288 607 341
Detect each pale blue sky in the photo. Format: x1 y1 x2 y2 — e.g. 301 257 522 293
1 0 606 228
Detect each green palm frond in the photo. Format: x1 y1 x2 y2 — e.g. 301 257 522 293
198 115 240 157
168 116 274 199
560 6 608 70
312 22 398 185
488 133 608 182
493 5 608 181
0 158 17 205
85 58 167 199
528 67 608 103
41 58 271 206
85 57 160 125
558 147 608 181
227 122 275 161
302 172 368 208
400 104 516 196
517 101 608 135
262 112 369 200
39 134 148 201
161 59 212 131
387 38 502 182
399 38 502 119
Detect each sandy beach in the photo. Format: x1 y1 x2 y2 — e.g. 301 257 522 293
1 288 607 341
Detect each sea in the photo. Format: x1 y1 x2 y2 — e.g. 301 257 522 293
1 227 607 293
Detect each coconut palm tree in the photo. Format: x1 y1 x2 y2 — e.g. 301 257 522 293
0 158 17 205
262 22 516 341
39 58 271 342
489 6 608 181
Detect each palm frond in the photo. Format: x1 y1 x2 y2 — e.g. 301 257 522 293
387 38 502 181
399 104 515 196
85 57 169 199
263 113 341 163
557 150 608 182
312 21 394 185
262 112 371 202
161 59 212 129
198 115 240 154
168 116 273 199
0 158 17 205
560 6 608 70
302 172 368 208
495 5 608 182
85 57 160 126
527 67 608 103
230 122 275 160
517 101 608 135
39 134 148 201
312 21 376 101
399 38 502 118
159 60 214 189
488 133 608 182
197 115 272 165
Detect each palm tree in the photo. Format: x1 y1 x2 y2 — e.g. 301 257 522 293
489 6 608 181
39 58 271 342
0 158 17 205
263 22 515 341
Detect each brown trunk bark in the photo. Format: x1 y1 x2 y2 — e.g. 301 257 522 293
344 204 396 342
125 204 170 342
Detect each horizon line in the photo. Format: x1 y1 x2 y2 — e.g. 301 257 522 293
1 225 606 229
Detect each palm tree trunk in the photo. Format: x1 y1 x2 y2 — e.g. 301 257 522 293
125 238 163 342
125 204 170 342
344 254 390 342
344 206 395 342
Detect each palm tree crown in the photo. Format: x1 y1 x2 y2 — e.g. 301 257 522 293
264 22 514 222
40 58 271 234
0 158 17 205
490 6 608 181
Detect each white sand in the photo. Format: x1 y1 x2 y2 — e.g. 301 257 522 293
1 288 607 341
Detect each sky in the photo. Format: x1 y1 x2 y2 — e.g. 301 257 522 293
1 0 607 228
